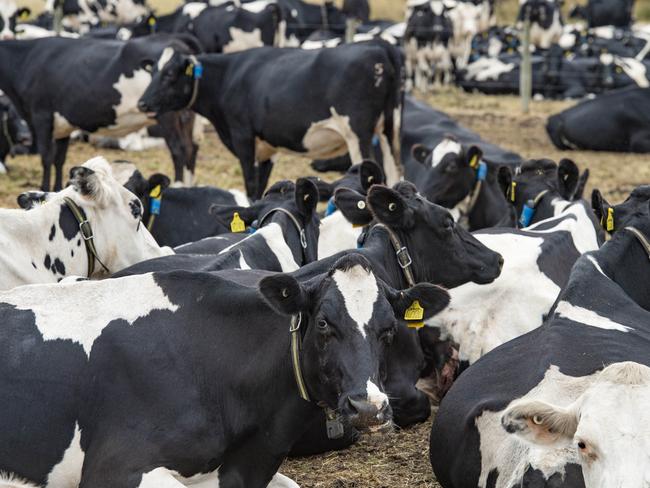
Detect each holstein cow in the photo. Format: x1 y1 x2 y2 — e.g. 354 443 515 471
0 0 29 39
0 252 450 487
126 2 282 52
430 198 650 488
0 35 199 191
0 93 32 174
0 156 171 290
517 0 563 50
268 0 347 45
547 85 650 153
43 0 149 32
570 0 635 28
138 41 404 199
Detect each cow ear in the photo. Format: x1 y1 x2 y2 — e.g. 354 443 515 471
148 173 171 192
69 166 98 197
259 274 309 316
591 189 612 229
295 178 318 216
501 399 578 447
16 7 31 20
360 160 385 191
465 146 483 168
334 188 373 226
17 191 48 210
384 282 451 323
411 144 432 165
304 176 334 202
367 185 412 228
558 159 579 200
141 59 155 73
497 166 513 200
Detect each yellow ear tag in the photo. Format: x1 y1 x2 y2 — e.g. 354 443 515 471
149 184 162 199
469 154 479 169
405 300 425 329
606 208 614 232
20 11 29 20
230 212 246 233
510 181 517 202
148 16 156 26
185 63 194 77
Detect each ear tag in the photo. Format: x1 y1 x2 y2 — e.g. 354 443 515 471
469 154 479 169
404 300 424 321
193 63 204 80
148 16 156 26
477 161 488 181
325 411 345 439
149 185 162 216
606 207 614 232
519 201 535 227
19 10 30 20
230 212 246 233
325 197 337 217
510 181 517 202
185 63 194 77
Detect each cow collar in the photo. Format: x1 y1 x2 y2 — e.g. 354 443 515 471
455 160 488 229
63 197 110 277
289 312 345 439
258 207 309 261
624 226 650 260
373 223 416 287
184 56 203 110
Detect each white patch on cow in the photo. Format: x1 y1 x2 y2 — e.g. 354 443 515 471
157 47 175 71
554 301 632 332
366 380 389 410
238 251 251 270
465 57 515 81
529 8 563 49
14 24 79 39
332 264 378 338
431 138 461 167
223 27 263 53
53 112 76 139
318 211 362 259
0 473 39 488
241 0 273 14
267 473 299 488
613 56 650 88
301 37 341 49
182 167 194 187
302 108 362 162
0 161 6 175
47 423 84 487
109 161 138 186
228 189 250 207
116 128 166 151
0 274 178 357
586 255 607 278
528 201 599 255
181 2 208 19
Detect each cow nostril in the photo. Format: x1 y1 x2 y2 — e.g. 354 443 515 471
137 101 148 112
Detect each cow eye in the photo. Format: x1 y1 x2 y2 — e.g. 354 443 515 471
317 319 329 330
577 440 587 450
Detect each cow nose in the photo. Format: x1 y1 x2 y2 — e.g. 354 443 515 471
347 396 391 426
137 100 148 112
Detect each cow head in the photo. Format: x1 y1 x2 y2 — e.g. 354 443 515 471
502 362 650 488
260 254 450 431
138 47 200 116
517 0 561 30
335 181 503 287
0 2 30 40
63 156 171 275
498 158 580 226
405 1 453 45
105 0 149 25
592 185 650 235
410 137 484 208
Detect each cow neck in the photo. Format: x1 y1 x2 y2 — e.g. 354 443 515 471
468 177 509 230
0 41 31 103
258 208 309 265
360 225 418 289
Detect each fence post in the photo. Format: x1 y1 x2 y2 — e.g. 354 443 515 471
520 18 532 114
53 0 63 35
345 18 358 43
320 1 329 31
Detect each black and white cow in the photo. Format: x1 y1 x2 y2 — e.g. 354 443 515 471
547 85 650 152
570 0 635 28
0 35 199 191
0 251 451 487
0 93 31 174
0 156 171 290
271 0 347 45
138 41 404 199
43 0 150 32
517 0 563 50
430 196 650 488
0 0 29 39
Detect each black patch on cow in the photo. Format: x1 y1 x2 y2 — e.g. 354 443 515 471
53 258 66 275
31 261 36 269
44 254 51 270
71 250 74 257
48 225 56 241
486 469 498 488
129 199 142 219
536 228 581 289
521 464 584 487
57 277 62 282
59 204 83 241
77 239 81 247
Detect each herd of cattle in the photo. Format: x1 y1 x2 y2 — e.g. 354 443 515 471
0 0 649 487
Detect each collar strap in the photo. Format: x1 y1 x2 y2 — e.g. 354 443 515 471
184 58 203 110
290 313 310 401
373 223 416 287
63 197 110 277
1 112 14 152
624 226 650 260
259 207 308 251
456 160 488 229
146 184 163 231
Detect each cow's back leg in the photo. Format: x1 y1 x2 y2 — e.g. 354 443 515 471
32 114 54 191
157 110 198 186
53 137 70 191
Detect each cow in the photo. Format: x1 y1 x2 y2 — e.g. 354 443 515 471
43 0 150 32
517 0 563 50
430 192 650 488
0 156 171 290
0 93 32 174
342 0 369 23
270 0 347 45
547 85 650 153
138 41 404 199
0 0 29 39
592 185 650 236
570 0 635 28
0 35 200 191
0 250 451 487
125 2 282 52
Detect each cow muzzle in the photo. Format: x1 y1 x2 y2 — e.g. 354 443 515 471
342 395 393 432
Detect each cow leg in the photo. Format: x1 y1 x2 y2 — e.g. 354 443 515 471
256 159 274 199
233 138 257 199
53 137 70 191
136 468 188 488
33 115 55 191
158 111 198 187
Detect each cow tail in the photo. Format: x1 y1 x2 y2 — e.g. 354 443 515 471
383 41 405 178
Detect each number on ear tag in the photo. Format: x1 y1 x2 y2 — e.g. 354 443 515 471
404 300 424 322
231 212 246 233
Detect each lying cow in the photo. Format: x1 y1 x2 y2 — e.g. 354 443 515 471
547 85 650 152
430 196 650 488
0 251 450 487
570 0 635 28
0 93 31 174
0 156 171 290
0 0 29 39
0 34 198 191
137 41 404 198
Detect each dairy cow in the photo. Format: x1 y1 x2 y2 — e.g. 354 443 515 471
0 0 29 39
517 0 563 50
570 0 635 28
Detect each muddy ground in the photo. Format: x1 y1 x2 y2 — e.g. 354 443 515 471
1 88 648 487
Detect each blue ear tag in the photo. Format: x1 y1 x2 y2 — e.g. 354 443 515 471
150 197 161 216
193 63 203 80
325 197 337 217
372 134 380 147
477 161 488 181
519 201 535 227
247 225 257 234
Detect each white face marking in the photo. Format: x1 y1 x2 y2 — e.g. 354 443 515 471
554 301 632 333
223 27 263 53
331 264 378 338
181 2 207 19
431 0 444 16
157 47 175 71
238 251 251 270
47 423 84 487
614 57 650 88
586 255 607 277
366 379 389 410
431 138 461 167
0 0 17 39
318 211 362 259
228 189 250 208
0 274 178 356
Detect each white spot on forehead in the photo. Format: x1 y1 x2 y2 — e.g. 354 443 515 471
431 138 461 167
228 189 250 208
332 264 378 338
431 0 444 16
157 47 175 71
0 0 17 21
554 300 632 333
0 274 178 357
366 380 388 410
181 2 207 19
